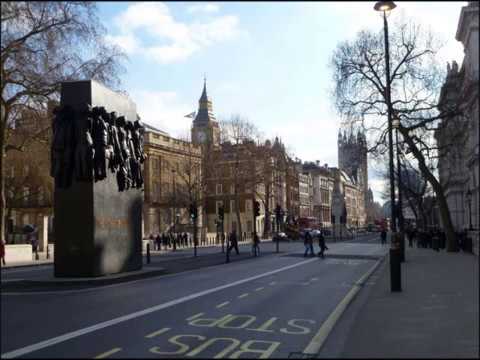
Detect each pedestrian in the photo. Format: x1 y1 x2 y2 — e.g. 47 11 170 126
380 229 387 245
162 233 168 250
252 233 260 256
228 229 240 255
406 228 413 247
317 231 328 258
30 229 39 258
304 231 314 257
0 239 6 266
155 233 161 251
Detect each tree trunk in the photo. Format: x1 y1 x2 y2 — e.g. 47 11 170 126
400 127 457 251
0 109 6 245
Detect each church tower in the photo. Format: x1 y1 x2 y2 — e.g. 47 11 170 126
337 127 369 206
191 78 220 147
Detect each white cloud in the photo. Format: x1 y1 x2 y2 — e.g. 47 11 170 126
130 89 195 137
188 3 220 14
310 1 465 64
105 2 241 64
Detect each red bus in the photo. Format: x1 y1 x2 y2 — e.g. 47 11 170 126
298 217 319 230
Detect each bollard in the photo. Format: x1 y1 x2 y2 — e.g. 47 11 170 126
399 232 405 262
390 233 402 292
46 244 50 259
35 250 39 261
146 243 151 264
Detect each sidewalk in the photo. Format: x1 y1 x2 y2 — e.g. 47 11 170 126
337 244 479 358
0 239 268 269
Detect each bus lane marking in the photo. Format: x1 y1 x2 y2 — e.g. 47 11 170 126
145 327 171 338
303 260 382 356
94 347 122 359
2 257 317 359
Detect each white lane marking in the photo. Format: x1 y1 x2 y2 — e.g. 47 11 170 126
238 293 249 299
303 259 383 355
1 257 317 359
269 281 277 286
216 301 230 309
255 287 264 292
94 347 122 359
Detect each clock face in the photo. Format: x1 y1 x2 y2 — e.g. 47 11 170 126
197 130 207 143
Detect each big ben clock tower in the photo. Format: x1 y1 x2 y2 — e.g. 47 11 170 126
191 78 220 147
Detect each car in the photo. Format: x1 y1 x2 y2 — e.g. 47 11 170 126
311 229 322 237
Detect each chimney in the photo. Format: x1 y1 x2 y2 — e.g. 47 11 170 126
316 160 320 166
324 163 328 168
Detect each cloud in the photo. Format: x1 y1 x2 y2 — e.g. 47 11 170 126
187 3 220 14
105 2 241 64
130 89 195 137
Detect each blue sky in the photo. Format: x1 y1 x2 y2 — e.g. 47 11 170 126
97 1 467 203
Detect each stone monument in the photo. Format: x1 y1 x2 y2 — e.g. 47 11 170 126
53 80 144 277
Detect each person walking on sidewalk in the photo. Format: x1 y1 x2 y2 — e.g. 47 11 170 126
155 233 161 251
0 239 6 266
304 231 314 257
228 229 240 255
252 233 260 256
406 227 414 247
317 230 329 258
380 229 387 245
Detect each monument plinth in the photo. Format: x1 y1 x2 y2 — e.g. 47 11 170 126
54 80 143 277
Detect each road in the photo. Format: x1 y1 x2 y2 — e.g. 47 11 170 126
1 234 386 358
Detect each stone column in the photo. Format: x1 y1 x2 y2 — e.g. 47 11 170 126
38 215 48 252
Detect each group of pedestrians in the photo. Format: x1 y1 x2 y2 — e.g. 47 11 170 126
304 230 329 258
149 232 191 251
226 229 261 257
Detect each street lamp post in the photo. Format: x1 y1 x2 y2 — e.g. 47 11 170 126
393 116 405 262
172 168 177 251
375 0 401 292
466 189 473 230
374 1 397 235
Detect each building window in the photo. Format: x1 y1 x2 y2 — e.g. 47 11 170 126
23 186 29 204
216 184 222 195
216 201 223 216
230 184 235 195
230 200 236 213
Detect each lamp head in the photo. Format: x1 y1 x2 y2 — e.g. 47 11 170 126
374 1 397 12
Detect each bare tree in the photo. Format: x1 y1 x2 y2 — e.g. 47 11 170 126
1 1 126 243
330 16 461 250
218 115 261 237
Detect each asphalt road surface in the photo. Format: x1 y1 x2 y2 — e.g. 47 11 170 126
1 234 387 358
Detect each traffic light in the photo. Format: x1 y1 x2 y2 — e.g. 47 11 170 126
254 200 260 217
190 203 198 219
218 205 224 221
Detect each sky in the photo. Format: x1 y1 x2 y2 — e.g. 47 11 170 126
97 1 467 204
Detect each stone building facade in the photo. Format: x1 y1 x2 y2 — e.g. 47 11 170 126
142 124 202 237
4 103 55 246
436 1 479 254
